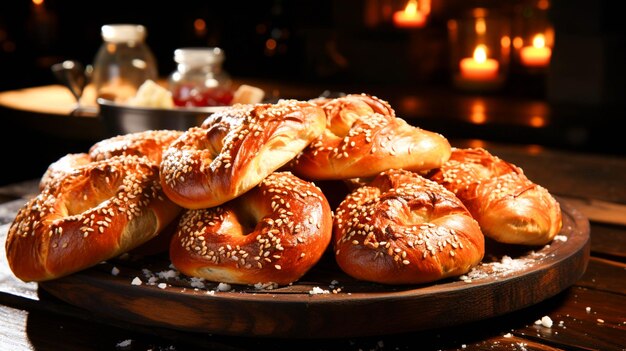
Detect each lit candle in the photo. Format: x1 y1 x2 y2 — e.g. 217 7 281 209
459 45 499 81
520 34 552 67
393 0 426 28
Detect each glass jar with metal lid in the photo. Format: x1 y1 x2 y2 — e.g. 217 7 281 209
168 47 234 107
91 24 158 103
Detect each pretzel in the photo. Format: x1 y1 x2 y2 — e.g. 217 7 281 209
169 172 333 286
160 100 326 209
6 155 181 282
289 94 451 180
333 169 484 284
427 147 562 245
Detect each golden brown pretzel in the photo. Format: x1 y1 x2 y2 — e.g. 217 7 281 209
89 129 183 165
6 155 182 282
288 94 451 180
427 147 562 245
169 172 333 286
39 130 182 191
39 153 91 191
160 100 326 209
333 169 484 285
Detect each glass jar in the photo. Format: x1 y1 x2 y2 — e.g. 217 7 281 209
168 47 234 107
91 24 158 103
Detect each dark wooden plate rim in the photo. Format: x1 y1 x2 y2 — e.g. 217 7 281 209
39 197 590 339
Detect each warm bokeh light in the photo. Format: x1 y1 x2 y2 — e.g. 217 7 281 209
529 115 546 128
500 36 511 48
466 139 487 149
194 19 207 37
525 144 544 154
470 100 487 124
475 18 486 35
537 0 550 10
513 36 524 50
32 0 44 5
399 96 420 113
392 0 426 28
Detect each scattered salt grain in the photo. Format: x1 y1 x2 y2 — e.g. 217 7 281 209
157 283 167 289
217 282 232 292
309 286 330 295
111 267 120 276
535 316 553 328
116 339 132 348
597 319 604 323
254 282 278 290
553 235 568 242
586 307 591 313
503 333 512 338
131 277 142 286
157 269 179 279
189 277 206 289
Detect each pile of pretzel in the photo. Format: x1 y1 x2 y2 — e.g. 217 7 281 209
5 94 562 286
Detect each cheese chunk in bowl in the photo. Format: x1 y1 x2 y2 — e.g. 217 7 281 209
98 80 265 136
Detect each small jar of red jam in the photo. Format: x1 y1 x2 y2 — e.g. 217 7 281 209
168 47 234 107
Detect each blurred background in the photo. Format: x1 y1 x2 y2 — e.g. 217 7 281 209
0 0 624 185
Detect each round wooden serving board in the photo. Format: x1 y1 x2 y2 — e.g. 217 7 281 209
39 198 590 339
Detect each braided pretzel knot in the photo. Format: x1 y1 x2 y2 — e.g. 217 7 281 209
427 147 562 245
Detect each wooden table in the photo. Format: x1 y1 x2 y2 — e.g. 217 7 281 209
1 140 625 350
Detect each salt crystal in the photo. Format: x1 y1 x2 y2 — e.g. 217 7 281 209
309 286 330 295
503 333 512 338
157 269 179 279
111 267 120 276
116 339 132 347
157 283 167 289
217 282 232 291
131 277 142 286
540 316 553 328
586 307 591 313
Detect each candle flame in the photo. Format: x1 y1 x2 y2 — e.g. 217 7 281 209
473 45 488 63
403 0 418 15
533 34 546 48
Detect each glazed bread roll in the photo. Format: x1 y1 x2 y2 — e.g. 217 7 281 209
6 155 182 282
333 169 484 285
289 94 451 180
160 100 327 209
427 147 562 245
170 172 333 286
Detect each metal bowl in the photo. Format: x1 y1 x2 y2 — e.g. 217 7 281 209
97 98 225 136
